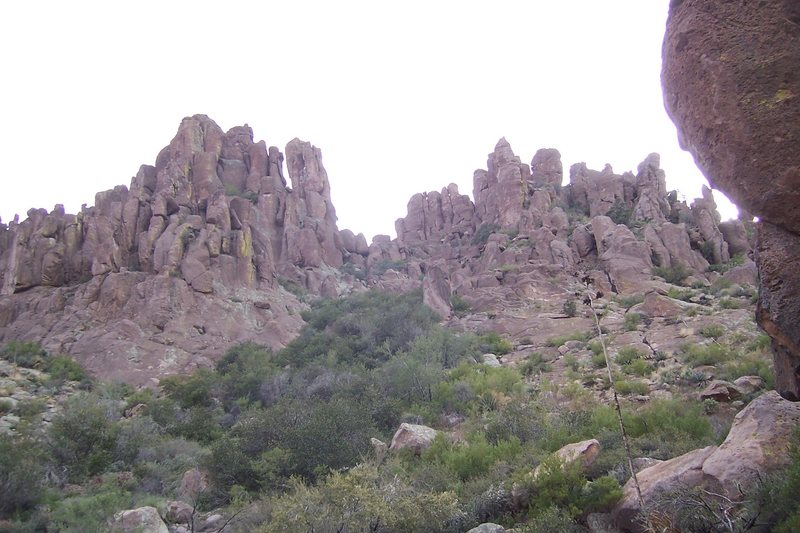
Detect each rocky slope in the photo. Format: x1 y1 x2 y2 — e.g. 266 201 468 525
0 115 754 384
663 0 800 399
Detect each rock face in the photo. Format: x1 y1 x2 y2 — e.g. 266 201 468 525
612 391 800 531
663 0 800 399
0 116 747 384
0 116 357 384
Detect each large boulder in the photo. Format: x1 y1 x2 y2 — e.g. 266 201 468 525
534 438 601 478
663 0 800 399
112 506 168 533
702 391 800 498
612 446 717 533
612 391 800 531
389 423 438 455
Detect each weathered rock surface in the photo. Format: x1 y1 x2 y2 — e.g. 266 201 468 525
0 116 357 383
534 438 601 478
467 524 506 533
699 380 742 402
0 118 743 385
663 0 800 399
389 423 438 455
112 506 168 533
613 391 800 531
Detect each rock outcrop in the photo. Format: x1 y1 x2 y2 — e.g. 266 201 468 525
0 116 749 384
389 423 438 455
0 116 365 384
663 0 800 399
612 391 800 531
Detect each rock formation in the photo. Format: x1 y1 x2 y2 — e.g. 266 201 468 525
0 116 370 384
612 391 800 531
0 116 749 385
663 0 800 399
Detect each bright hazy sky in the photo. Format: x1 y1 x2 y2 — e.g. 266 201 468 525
0 1 736 240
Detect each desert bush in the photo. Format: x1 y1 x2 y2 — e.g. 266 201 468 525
562 299 578 317
546 331 590 347
623 358 653 377
653 264 689 285
423 433 522 481
615 293 645 309
520 352 552 376
0 340 48 368
623 312 642 331
699 324 725 339
683 343 732 367
49 393 121 482
371 258 408 276
607 199 633 226
47 355 89 383
615 346 644 366
615 380 649 395
719 353 775 390
450 294 472 317
472 223 501 246
259 466 466 533
719 297 742 309
0 434 46 519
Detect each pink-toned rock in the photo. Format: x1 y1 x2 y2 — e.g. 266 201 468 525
534 439 601 479
732 375 764 395
180 468 209 501
612 446 717 533
112 506 168 533
165 501 194 525
389 423 438 455
422 265 451 320
702 391 800 498
699 380 742 402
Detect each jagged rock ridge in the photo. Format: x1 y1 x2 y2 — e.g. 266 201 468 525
0 116 752 384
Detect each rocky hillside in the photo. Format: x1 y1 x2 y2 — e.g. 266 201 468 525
0 115 756 386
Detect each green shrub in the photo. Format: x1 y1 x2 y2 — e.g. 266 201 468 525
423 434 522 481
47 355 89 383
477 332 513 356
48 487 153 533
699 324 725 339
615 346 644 366
614 294 644 309
49 393 120 482
653 264 689 285
520 352 552 375
683 343 731 367
666 287 694 301
17 397 47 421
607 199 633 226
623 313 642 331
472 223 501 246
615 380 649 395
718 297 742 309
590 352 607 369
546 331 590 347
0 434 46 519
711 277 733 294
562 299 578 317
450 294 472 318
0 340 47 368
623 358 653 377
719 353 775 390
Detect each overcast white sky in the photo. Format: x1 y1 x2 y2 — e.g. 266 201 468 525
0 1 736 240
